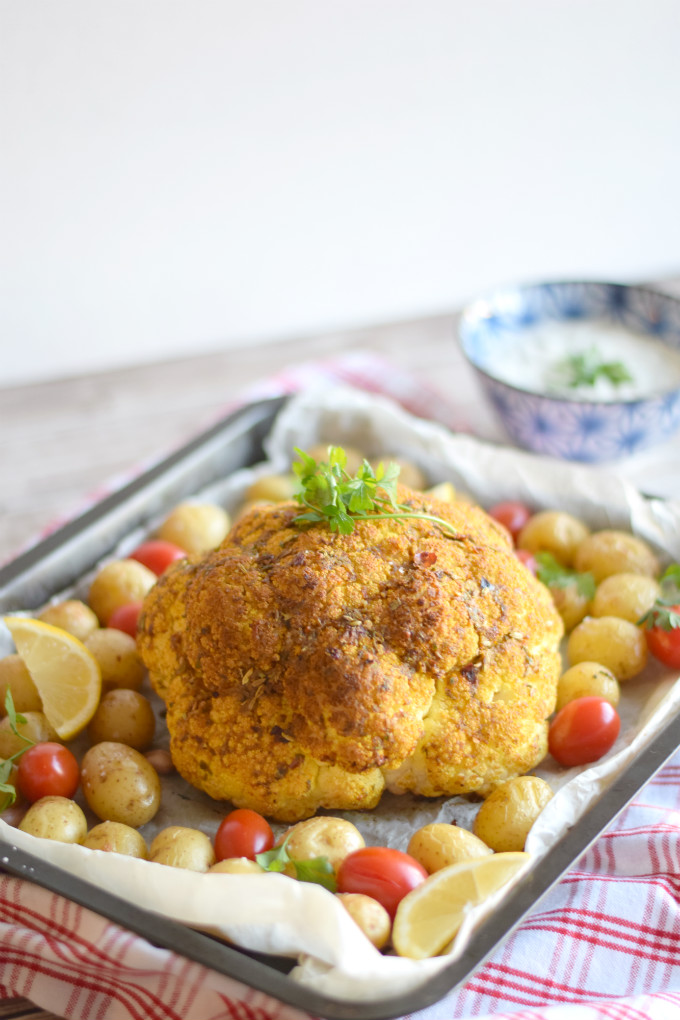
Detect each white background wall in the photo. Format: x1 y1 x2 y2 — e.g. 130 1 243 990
2 0 680 386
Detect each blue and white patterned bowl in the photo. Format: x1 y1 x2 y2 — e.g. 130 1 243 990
458 281 680 462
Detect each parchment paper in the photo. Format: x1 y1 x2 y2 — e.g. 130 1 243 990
2 385 680 1002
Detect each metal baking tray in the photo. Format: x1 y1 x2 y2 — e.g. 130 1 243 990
2 394 680 1020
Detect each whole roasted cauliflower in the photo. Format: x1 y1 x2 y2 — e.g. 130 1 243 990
138 485 563 822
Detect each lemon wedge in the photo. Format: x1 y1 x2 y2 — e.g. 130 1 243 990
392 850 531 960
3 616 102 739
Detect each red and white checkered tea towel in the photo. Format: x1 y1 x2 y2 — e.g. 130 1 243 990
3 351 680 1020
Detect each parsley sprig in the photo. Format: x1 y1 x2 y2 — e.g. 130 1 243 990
638 564 680 631
535 551 596 599
0 689 37 810
292 446 459 537
554 350 633 390
256 836 337 892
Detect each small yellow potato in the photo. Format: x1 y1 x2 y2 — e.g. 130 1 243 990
556 662 621 711
407 823 493 874
517 511 590 566
384 457 427 491
567 615 648 680
84 628 146 692
574 530 659 583
19 796 87 843
282 816 365 874
591 573 661 624
306 444 365 476
82 820 149 858
149 826 216 871
80 741 161 827
144 748 174 775
473 776 553 852
336 892 392 949
246 474 297 503
425 482 458 503
549 582 591 633
37 599 99 642
88 560 157 625
87 689 156 750
0 711 57 758
209 857 264 874
158 502 230 555
0 654 42 714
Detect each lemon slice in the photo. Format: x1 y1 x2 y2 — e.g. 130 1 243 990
392 851 531 960
3 616 102 739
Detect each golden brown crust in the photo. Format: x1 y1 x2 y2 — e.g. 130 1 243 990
138 488 563 821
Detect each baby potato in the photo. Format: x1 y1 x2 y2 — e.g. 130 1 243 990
517 510 590 566
37 599 99 642
158 502 230 555
0 654 42 714
0 711 57 758
80 741 161 827
549 582 591 633
82 820 149 858
84 628 146 692
87 689 156 750
88 559 157 626
149 826 216 871
282 816 365 874
378 456 427 491
591 573 661 623
567 615 648 680
336 892 391 949
209 857 264 875
574 530 659 583
19 796 87 843
473 776 553 852
556 661 620 711
246 474 297 503
407 822 492 874
425 481 458 503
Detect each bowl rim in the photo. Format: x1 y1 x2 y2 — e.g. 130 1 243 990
458 278 680 408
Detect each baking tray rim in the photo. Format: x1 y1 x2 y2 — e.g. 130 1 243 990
1 393 679 1020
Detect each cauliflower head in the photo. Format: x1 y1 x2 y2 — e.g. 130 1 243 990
138 487 563 822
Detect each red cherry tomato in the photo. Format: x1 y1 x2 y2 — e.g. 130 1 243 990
336 846 427 918
16 742 80 803
548 696 621 767
214 808 274 861
645 607 680 668
129 539 187 576
107 601 144 639
515 548 538 574
488 501 532 542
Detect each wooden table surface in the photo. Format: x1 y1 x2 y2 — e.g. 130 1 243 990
1 285 679 1020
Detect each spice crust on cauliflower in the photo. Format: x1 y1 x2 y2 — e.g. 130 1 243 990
138 488 563 822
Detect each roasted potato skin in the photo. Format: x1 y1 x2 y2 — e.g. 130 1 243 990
139 488 563 822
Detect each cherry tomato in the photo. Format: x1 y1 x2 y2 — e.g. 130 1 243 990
548 696 621 767
515 548 538 574
336 846 427 918
129 539 187 576
16 742 80 803
645 607 680 668
107 601 144 639
488 501 532 542
214 808 274 861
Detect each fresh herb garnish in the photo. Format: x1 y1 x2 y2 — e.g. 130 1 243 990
292 446 459 538
0 688 37 810
535 552 596 599
555 350 633 390
638 564 680 631
256 836 337 892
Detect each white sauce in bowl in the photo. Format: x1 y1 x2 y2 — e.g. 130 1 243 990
479 320 680 402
